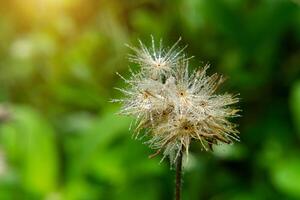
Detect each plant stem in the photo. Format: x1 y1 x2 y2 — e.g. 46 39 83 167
175 150 183 200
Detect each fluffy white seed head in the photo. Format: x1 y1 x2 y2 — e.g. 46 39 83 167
115 38 240 165
126 36 188 81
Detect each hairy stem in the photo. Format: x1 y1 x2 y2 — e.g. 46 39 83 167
175 150 183 200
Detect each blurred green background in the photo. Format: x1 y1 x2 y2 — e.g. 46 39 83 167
0 0 299 199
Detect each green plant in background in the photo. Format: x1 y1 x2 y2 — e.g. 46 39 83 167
115 37 240 200
0 0 299 199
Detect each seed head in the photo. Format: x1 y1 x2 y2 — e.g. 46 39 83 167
115 38 240 164
126 36 187 80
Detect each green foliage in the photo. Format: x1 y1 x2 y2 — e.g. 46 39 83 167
0 107 58 197
291 81 300 134
0 0 299 199
271 156 300 198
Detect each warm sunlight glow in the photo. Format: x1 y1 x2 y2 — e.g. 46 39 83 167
13 0 77 22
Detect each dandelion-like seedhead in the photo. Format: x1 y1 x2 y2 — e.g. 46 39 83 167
114 37 240 165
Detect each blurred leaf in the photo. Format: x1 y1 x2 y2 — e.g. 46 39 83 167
179 0 205 31
130 9 167 38
213 143 246 160
290 81 300 134
0 106 58 195
62 179 98 200
68 106 131 177
271 156 300 198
